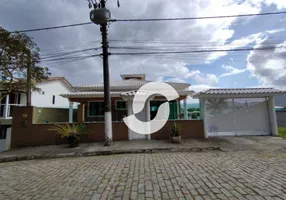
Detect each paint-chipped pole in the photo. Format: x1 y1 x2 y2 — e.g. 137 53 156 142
88 0 119 146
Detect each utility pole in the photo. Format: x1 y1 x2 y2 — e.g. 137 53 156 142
26 50 32 106
100 0 112 146
88 0 115 146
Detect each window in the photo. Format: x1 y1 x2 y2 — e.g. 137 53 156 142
52 95 55 105
115 100 127 110
17 93 21 104
88 101 104 117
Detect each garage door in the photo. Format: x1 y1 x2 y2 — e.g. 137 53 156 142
205 98 270 136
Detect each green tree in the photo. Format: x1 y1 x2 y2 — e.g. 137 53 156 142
188 108 200 112
0 27 50 104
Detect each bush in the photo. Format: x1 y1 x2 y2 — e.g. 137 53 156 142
278 127 286 139
170 122 181 137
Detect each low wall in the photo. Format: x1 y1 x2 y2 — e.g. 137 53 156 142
151 120 204 140
11 107 204 148
11 107 128 148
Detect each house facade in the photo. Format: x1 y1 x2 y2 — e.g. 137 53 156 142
0 77 74 152
61 74 194 140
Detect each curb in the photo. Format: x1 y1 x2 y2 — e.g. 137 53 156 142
0 147 221 163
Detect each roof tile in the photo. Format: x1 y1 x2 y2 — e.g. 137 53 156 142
193 88 286 98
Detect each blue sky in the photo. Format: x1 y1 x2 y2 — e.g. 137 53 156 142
0 0 286 100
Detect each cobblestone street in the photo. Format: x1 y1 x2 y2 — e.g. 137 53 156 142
0 151 285 200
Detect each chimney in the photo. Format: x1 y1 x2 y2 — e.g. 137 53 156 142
121 74 146 80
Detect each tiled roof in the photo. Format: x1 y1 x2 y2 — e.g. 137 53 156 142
61 89 194 98
121 90 153 97
61 91 123 98
193 88 286 98
74 79 190 90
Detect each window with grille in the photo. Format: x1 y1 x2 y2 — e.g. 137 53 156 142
88 101 104 117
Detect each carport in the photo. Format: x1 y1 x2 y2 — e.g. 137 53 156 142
193 88 286 138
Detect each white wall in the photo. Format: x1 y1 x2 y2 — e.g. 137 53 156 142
20 93 27 105
31 80 73 108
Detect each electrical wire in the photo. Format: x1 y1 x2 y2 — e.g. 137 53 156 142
9 11 286 33
41 47 101 59
110 45 282 55
42 54 101 62
111 11 286 22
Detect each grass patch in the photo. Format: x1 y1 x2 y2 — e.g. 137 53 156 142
278 127 286 139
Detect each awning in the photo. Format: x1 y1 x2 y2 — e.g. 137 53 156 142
192 88 286 99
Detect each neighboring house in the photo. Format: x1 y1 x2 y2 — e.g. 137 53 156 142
0 77 74 152
61 74 193 140
193 88 286 137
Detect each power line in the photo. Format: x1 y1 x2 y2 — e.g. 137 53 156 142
110 46 281 55
10 11 286 33
111 11 286 22
41 47 101 59
40 40 101 53
10 22 92 33
42 54 101 62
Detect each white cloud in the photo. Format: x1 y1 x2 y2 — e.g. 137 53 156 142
193 73 219 85
247 39 286 89
165 77 186 83
0 0 285 86
266 29 285 34
219 65 247 78
207 32 266 61
190 84 218 92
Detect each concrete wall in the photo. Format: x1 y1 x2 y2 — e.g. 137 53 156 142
11 106 205 148
33 107 77 124
277 111 286 127
151 120 204 140
11 106 128 148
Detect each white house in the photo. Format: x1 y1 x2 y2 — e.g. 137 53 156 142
0 77 74 152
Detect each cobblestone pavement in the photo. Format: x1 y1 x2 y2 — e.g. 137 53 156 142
0 151 286 200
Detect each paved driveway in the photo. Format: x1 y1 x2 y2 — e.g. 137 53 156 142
0 151 286 200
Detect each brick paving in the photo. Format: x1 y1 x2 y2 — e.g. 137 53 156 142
0 151 285 200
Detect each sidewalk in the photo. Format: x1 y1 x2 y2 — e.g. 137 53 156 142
0 136 285 162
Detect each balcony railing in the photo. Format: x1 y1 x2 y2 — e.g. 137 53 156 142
0 104 25 118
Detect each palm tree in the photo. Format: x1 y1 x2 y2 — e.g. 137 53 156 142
206 99 229 116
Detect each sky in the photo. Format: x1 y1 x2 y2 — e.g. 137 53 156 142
0 0 286 103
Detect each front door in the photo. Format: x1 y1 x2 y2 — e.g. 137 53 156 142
132 107 147 140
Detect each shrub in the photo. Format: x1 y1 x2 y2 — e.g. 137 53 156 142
278 127 286 139
50 123 89 148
